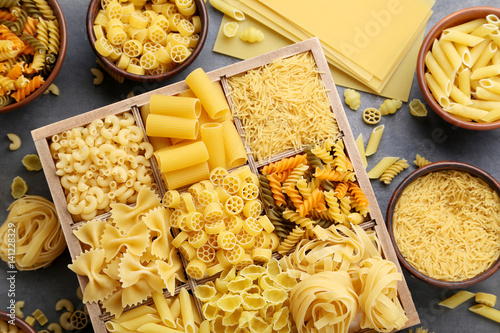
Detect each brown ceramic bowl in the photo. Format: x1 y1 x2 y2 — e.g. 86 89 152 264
386 161 500 288
0 311 37 333
86 0 208 83
0 0 67 114
416 6 500 130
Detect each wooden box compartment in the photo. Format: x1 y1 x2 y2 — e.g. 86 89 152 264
32 38 419 333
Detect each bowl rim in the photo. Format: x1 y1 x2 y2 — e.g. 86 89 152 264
386 161 500 288
86 0 209 83
416 6 500 131
0 0 68 114
0 311 37 333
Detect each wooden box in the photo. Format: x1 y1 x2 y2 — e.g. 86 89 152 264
32 38 419 333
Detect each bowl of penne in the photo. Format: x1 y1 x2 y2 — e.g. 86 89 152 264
0 311 37 333
0 0 67 113
86 0 208 83
386 161 500 288
416 6 500 130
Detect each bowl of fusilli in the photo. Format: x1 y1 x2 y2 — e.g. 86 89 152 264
386 161 500 288
0 0 67 113
86 0 208 83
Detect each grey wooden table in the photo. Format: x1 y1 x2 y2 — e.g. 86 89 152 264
0 0 499 332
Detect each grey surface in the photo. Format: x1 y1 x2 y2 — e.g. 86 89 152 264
0 0 499 332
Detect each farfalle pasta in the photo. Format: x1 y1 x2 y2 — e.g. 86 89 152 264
68 187 186 318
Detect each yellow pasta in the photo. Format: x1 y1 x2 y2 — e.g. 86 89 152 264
221 119 247 168
343 88 361 110
162 162 210 190
146 114 199 140
365 124 384 156
200 123 227 170
209 0 245 21
355 134 368 168
239 27 264 43
367 157 398 179
185 68 230 119
476 292 497 307
469 304 500 323
223 21 239 38
22 154 42 171
149 95 201 119
7 133 21 150
409 99 428 117
155 141 208 173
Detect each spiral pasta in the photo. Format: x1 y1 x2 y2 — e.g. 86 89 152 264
277 226 305 255
11 74 43 101
414 154 431 168
380 158 409 184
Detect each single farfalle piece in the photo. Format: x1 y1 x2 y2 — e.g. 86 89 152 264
239 27 264 43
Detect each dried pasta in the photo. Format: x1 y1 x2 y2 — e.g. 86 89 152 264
344 88 361 110
393 170 500 281
379 98 402 115
414 154 432 168
227 52 339 163
7 132 20 150
0 195 65 270
239 27 264 43
380 158 409 184
22 153 42 171
11 176 27 199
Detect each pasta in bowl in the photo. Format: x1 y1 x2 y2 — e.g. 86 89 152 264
417 6 500 130
0 311 37 333
386 161 500 288
86 0 208 83
0 0 67 113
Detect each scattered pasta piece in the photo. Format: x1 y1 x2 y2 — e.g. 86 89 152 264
69 310 88 330
43 83 60 95
239 27 264 42
367 157 398 179
126 91 134 98
344 88 361 110
14 300 24 319
223 21 239 37
408 326 436 333
475 292 497 307
0 196 65 270
362 107 381 125
365 124 384 156
380 158 409 184
55 299 74 313
22 154 42 171
414 154 431 168
25 316 36 326
33 309 48 326
59 312 73 331
469 304 500 323
7 133 21 150
379 98 402 115
11 176 28 199
409 99 428 117
90 68 104 85
47 323 63 333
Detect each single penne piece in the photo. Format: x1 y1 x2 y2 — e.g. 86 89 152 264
469 304 500 323
151 291 176 328
149 95 201 119
431 39 456 80
221 119 247 168
446 18 486 33
154 141 209 173
425 72 451 108
475 292 497 307
367 157 398 179
439 39 463 71
489 29 500 48
425 51 452 95
458 68 471 98
178 288 195 333
438 290 475 308
441 29 485 46
185 68 230 119
469 39 489 68
355 134 367 168
487 14 500 26
471 63 500 80
454 43 472 67
476 86 500 101
146 114 199 140
365 124 384 156
450 85 472 105
471 99 500 110
479 77 500 95
209 0 245 21
162 162 210 190
200 123 227 170
444 103 489 120
470 23 498 37
481 108 500 122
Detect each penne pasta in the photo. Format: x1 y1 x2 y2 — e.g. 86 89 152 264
469 304 500 323
444 103 488 120
441 29 485 47
365 124 384 156
355 134 367 168
367 157 398 179
209 0 245 21
438 290 475 309
425 51 452 95
425 72 451 108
